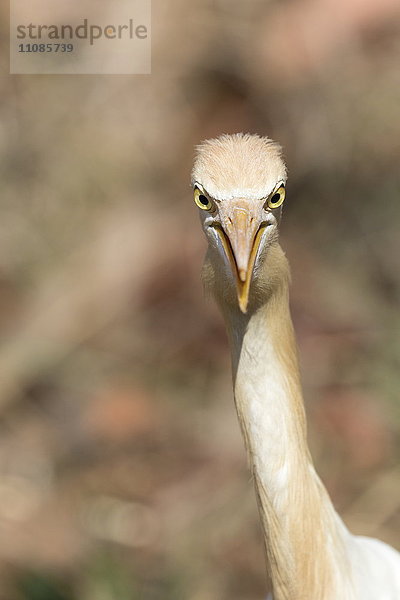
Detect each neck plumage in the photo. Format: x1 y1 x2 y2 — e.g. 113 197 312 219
211 244 354 600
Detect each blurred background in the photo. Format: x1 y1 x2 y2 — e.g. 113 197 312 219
1 0 400 598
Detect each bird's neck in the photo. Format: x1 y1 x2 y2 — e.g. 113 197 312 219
219 245 354 600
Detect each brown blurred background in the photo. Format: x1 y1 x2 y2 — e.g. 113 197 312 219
1 0 400 598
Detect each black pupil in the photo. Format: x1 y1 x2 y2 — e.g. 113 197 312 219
199 194 209 206
271 193 280 204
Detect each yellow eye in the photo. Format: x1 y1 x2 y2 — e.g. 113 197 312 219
194 187 213 211
267 185 285 209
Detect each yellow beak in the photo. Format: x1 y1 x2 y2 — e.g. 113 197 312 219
215 207 266 313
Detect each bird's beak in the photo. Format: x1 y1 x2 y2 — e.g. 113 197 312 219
215 206 266 313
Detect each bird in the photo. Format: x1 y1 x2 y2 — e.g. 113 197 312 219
191 133 400 600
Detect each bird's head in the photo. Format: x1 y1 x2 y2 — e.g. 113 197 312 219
192 133 287 313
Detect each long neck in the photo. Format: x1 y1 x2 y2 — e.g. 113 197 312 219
217 246 354 600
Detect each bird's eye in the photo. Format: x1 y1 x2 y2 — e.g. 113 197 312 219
194 187 213 211
266 185 285 209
